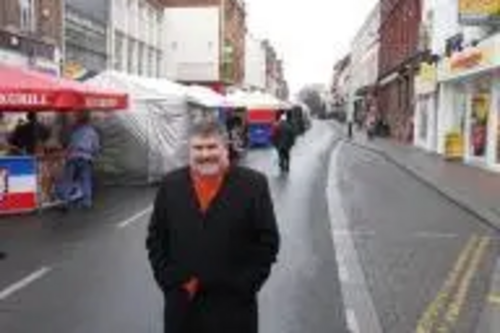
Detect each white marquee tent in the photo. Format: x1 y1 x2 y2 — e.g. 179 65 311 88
87 71 224 184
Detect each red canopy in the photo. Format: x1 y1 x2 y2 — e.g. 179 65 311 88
0 64 128 112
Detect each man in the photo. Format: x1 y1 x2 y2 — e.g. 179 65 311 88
272 113 296 173
9 112 49 155
146 121 280 333
61 111 100 208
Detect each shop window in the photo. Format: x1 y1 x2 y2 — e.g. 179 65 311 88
114 32 124 71
470 82 490 158
19 0 36 32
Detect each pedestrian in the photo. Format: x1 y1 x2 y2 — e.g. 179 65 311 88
60 111 100 209
146 120 280 333
8 112 50 155
272 114 296 173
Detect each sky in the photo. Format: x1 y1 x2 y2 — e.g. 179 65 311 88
245 0 379 95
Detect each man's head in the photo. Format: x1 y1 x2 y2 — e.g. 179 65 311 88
75 110 91 125
189 120 229 176
26 112 37 123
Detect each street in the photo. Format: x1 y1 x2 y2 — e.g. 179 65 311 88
1 121 500 332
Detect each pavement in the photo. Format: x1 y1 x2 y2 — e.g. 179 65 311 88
336 123 500 232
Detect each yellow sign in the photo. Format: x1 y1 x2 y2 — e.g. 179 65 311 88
459 0 500 24
415 63 437 95
63 62 88 80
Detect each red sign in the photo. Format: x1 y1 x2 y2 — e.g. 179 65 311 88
451 48 484 70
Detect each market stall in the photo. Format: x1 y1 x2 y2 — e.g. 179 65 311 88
0 64 128 214
226 90 289 147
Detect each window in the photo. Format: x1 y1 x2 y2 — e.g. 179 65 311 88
148 47 155 77
127 38 135 73
114 32 124 71
19 0 36 32
156 51 162 77
138 42 145 75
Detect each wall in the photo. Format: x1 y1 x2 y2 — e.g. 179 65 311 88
163 7 220 82
379 0 421 77
0 0 62 74
65 0 109 23
221 0 245 85
430 0 490 56
244 34 266 90
160 0 220 6
110 0 164 76
64 5 108 74
350 4 380 93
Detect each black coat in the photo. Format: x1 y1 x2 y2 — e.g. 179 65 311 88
272 121 296 151
146 166 280 333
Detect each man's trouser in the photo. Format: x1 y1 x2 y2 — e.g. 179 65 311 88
62 158 93 207
278 148 290 172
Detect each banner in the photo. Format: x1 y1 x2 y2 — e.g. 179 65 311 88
459 0 500 25
0 157 37 214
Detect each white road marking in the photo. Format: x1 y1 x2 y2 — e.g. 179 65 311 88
347 309 361 333
327 141 383 333
117 206 153 229
0 267 52 301
414 231 459 239
338 263 350 283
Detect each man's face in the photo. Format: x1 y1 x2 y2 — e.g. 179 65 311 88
189 134 228 176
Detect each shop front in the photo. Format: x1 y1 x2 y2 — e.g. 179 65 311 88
414 62 438 152
438 33 500 171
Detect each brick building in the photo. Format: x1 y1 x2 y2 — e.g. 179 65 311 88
378 0 422 141
262 40 287 98
0 0 63 75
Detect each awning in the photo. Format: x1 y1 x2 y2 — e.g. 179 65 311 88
0 64 128 112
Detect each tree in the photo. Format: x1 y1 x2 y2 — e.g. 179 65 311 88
297 85 326 117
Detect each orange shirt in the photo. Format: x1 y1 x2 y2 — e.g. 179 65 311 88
191 171 226 213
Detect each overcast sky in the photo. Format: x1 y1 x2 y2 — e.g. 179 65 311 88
245 0 378 95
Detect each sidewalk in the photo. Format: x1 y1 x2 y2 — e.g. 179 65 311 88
342 128 500 231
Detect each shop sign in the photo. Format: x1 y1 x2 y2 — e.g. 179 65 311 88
459 0 500 25
415 62 437 95
84 97 120 109
438 41 498 81
0 93 49 106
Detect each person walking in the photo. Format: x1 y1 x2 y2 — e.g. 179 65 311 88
146 120 280 333
272 114 296 173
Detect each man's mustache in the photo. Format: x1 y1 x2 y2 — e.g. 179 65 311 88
196 158 219 163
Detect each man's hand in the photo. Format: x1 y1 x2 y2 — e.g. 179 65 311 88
182 277 200 300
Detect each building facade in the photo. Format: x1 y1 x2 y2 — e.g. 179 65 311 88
64 0 108 79
349 4 380 123
378 0 422 142
243 33 266 91
110 0 164 77
432 0 500 171
0 0 63 75
330 55 351 109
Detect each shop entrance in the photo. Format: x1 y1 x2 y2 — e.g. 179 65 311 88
466 77 491 165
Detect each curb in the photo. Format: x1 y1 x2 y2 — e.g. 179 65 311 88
342 138 500 233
